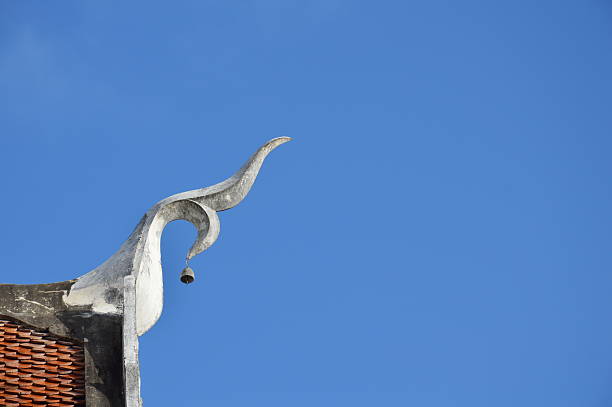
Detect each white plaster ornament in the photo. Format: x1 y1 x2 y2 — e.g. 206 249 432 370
64 137 291 335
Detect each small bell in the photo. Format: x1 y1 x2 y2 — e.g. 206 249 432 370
180 266 195 284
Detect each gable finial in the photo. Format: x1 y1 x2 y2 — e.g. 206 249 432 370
64 137 291 335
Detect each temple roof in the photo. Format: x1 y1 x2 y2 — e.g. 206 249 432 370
0 316 86 407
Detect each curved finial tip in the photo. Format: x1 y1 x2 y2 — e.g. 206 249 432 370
278 136 292 141
267 136 292 148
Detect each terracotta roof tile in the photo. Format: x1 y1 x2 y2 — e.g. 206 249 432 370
0 317 85 407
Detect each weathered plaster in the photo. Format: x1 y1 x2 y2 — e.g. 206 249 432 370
64 136 290 335
123 276 141 407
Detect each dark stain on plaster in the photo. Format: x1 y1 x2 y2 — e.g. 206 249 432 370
104 287 121 304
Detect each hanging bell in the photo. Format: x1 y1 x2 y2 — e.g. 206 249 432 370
180 266 195 284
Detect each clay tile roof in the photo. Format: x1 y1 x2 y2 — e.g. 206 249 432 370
0 316 85 407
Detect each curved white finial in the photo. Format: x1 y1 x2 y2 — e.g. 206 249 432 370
164 136 291 211
64 137 290 335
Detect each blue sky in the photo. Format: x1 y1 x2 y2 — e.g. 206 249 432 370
1 1 612 406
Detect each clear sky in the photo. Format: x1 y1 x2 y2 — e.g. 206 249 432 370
1 1 612 406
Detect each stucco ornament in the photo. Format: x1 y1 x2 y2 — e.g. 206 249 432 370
65 137 291 335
